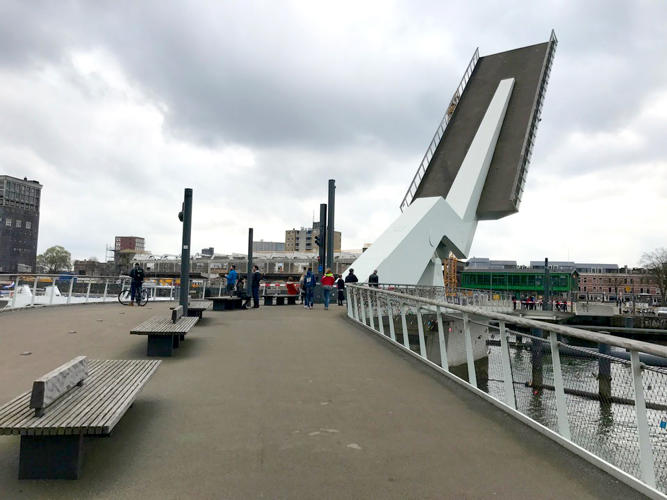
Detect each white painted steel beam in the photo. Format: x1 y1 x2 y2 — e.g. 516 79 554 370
348 78 515 286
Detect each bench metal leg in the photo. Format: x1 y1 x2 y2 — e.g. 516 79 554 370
173 334 181 349
287 296 296 305
264 296 273 306
276 297 285 305
19 434 84 479
147 335 173 356
212 301 226 311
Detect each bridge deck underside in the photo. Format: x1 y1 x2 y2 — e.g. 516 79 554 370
0 305 640 498
414 42 549 219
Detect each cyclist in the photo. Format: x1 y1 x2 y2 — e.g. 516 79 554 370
129 263 145 306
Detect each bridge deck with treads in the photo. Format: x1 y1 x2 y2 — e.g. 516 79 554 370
0 304 642 498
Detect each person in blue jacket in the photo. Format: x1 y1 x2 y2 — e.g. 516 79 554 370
226 265 238 295
304 267 317 309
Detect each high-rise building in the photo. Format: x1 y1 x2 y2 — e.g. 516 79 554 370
285 224 341 253
0 175 42 273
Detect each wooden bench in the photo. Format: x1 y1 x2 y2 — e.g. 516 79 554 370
130 305 198 356
187 300 213 318
0 356 160 479
208 296 244 311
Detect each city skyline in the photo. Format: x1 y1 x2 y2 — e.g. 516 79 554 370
0 2 665 266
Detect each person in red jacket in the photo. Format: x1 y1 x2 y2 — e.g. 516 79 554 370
321 269 335 310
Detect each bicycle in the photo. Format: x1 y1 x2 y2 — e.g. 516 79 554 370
118 284 149 306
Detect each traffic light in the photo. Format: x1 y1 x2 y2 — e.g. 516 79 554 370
314 235 321 247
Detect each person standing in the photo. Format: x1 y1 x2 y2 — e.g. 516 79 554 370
226 265 238 295
368 269 379 288
321 269 335 310
129 262 145 306
336 274 345 306
304 267 316 309
344 268 358 285
251 265 262 308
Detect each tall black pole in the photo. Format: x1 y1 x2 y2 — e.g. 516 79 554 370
326 179 335 271
179 188 193 316
318 204 327 277
247 228 253 296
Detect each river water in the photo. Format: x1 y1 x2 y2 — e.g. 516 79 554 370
484 342 667 492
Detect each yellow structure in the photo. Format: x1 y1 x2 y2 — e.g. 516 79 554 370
444 255 458 294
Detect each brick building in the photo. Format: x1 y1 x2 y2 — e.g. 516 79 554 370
0 175 42 273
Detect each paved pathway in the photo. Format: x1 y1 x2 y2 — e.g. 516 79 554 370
0 303 644 499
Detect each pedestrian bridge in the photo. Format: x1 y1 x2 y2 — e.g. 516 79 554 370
0 301 657 498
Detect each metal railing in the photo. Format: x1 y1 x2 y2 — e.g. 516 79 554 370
399 48 480 212
374 283 513 312
346 284 667 497
0 274 190 310
511 29 558 207
0 274 305 310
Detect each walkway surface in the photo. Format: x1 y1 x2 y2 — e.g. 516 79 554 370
0 303 644 499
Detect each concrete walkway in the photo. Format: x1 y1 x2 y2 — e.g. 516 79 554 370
0 303 643 499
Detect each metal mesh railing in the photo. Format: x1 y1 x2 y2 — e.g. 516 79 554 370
347 284 667 495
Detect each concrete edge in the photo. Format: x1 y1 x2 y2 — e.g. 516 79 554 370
346 314 667 500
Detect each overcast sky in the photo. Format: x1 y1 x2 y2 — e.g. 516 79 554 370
1 1 665 266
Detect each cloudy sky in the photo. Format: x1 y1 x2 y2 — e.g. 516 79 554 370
1 1 665 266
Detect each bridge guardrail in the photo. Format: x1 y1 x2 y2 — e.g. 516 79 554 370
347 284 667 497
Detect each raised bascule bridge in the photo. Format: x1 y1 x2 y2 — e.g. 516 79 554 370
350 31 557 286
1 32 667 499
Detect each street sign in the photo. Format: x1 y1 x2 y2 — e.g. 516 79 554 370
318 265 323 273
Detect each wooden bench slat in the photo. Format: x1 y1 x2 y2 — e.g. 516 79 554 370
92 362 160 434
130 316 198 335
57 361 148 435
0 361 110 435
0 360 160 435
24 360 127 436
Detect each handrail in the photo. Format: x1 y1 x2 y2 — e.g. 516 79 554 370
349 284 667 359
399 47 480 212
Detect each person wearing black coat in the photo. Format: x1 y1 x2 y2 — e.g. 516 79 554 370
368 270 379 288
251 265 262 308
336 275 345 306
344 268 358 284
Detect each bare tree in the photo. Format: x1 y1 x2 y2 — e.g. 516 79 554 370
640 248 667 306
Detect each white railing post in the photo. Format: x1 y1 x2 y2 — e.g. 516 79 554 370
387 301 396 342
85 282 91 303
360 289 367 325
218 281 223 297
499 321 516 409
202 279 207 299
377 295 384 335
549 331 571 440
630 350 657 488
367 290 374 326
10 275 19 308
400 303 409 349
352 288 359 321
436 306 449 371
416 307 427 358
347 287 353 317
67 278 74 304
31 276 38 306
368 291 376 330
103 279 108 302
169 281 174 300
49 278 55 305
463 313 477 388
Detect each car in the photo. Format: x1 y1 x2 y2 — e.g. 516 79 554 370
656 307 667 318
